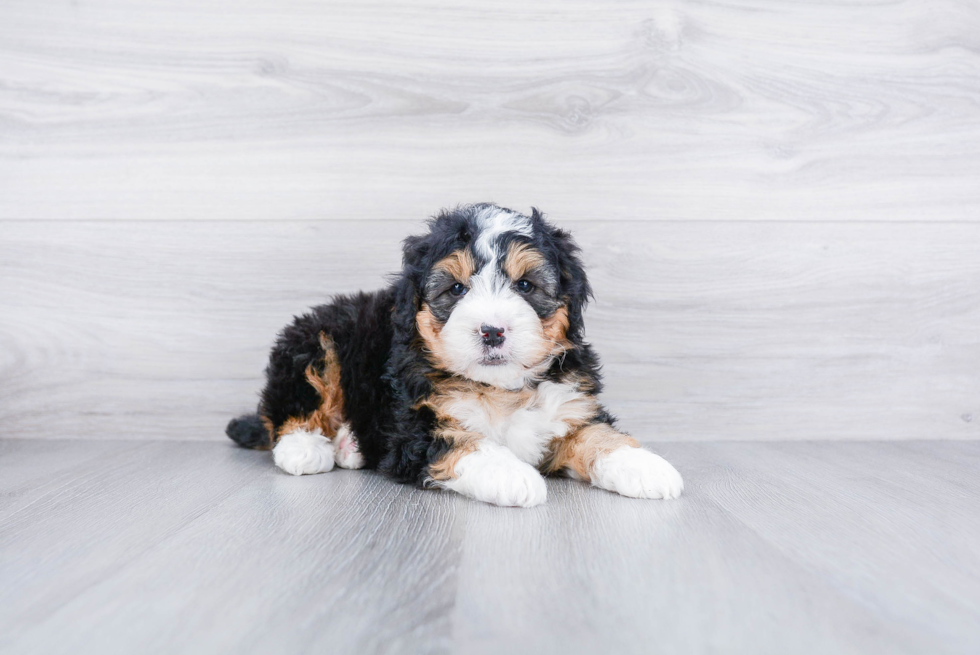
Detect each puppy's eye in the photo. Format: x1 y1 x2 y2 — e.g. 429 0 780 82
516 279 533 294
450 282 467 297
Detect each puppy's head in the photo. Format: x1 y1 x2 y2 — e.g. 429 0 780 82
397 204 590 390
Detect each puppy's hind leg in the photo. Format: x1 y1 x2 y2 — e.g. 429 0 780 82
332 423 365 470
263 330 347 476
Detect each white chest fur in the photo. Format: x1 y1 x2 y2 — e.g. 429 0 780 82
441 381 596 466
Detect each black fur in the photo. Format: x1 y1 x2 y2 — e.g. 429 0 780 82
227 203 609 485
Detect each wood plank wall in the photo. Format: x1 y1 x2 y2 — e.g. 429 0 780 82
1 0 978 441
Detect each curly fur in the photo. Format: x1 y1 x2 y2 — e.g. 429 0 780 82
227 203 682 504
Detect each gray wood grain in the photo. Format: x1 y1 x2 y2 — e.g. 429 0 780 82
2 219 978 442
687 441 980 646
2 439 979 654
1 0 978 221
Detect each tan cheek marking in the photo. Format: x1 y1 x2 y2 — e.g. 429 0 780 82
272 332 346 443
545 423 640 480
526 305 572 366
416 304 454 370
434 249 476 282
504 242 547 281
541 305 569 343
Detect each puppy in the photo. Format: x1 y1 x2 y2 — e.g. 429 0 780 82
227 203 683 507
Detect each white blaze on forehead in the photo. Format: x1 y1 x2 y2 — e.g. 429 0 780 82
469 260 507 294
473 206 532 260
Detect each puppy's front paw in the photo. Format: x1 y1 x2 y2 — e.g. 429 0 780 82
273 429 335 476
478 462 547 508
445 443 547 508
591 446 684 499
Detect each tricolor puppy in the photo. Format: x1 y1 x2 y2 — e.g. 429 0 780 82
227 204 683 507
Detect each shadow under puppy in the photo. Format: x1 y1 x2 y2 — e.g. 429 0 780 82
227 203 683 507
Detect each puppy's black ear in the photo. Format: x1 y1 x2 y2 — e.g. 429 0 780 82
386 228 436 403
531 207 592 342
401 233 430 289
391 231 428 342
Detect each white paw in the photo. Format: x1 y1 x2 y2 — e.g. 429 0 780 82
591 446 684 499
273 429 335 476
333 423 365 470
444 442 547 508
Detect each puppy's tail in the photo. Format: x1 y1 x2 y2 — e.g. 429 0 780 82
226 413 272 450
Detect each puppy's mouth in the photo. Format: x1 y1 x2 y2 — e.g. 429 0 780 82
478 353 508 366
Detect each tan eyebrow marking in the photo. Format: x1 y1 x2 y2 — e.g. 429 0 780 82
433 248 476 282
504 242 547 281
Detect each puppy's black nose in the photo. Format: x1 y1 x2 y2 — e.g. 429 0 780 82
480 324 506 348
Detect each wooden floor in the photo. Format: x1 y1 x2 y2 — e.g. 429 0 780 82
2 438 978 655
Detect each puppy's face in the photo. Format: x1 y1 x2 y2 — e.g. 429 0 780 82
414 206 572 390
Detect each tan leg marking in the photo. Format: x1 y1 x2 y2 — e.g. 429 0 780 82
267 332 346 446
427 427 482 482
544 423 640 481
420 377 508 482
256 415 276 451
